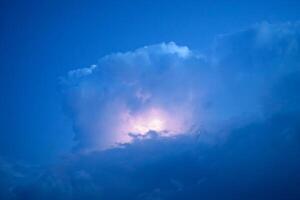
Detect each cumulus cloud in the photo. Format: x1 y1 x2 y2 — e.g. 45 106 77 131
62 22 300 152
62 42 214 151
3 22 300 200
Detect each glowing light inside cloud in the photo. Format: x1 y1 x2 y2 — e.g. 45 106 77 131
116 106 192 142
129 108 166 134
66 42 203 150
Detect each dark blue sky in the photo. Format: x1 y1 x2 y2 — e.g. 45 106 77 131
1 0 300 172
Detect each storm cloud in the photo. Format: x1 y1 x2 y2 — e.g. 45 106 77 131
3 22 300 199
62 42 212 151
62 22 300 152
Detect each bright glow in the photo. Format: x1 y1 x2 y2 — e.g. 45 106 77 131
128 108 166 134
108 105 195 148
133 117 165 133
117 106 190 137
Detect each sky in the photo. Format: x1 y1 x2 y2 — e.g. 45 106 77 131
1 0 300 199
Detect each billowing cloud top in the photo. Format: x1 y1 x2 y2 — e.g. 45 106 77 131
63 42 213 151
62 22 300 152
61 23 299 153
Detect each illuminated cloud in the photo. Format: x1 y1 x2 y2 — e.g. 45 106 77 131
63 42 212 151
63 22 300 152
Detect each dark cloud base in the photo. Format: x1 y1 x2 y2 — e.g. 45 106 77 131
11 110 300 200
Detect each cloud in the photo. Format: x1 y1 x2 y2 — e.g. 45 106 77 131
62 42 213 151
3 22 300 200
13 114 300 199
62 22 300 153
209 22 300 117
0 158 41 199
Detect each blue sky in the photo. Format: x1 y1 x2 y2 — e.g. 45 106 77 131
1 1 300 199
